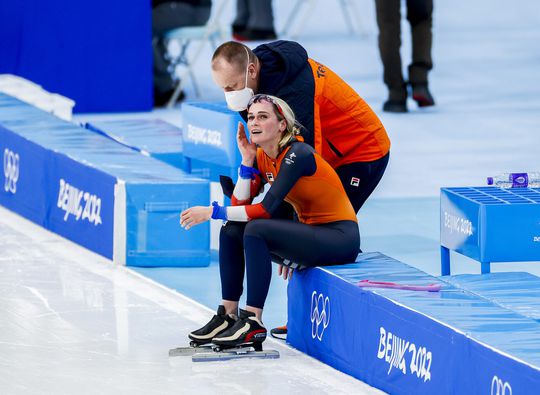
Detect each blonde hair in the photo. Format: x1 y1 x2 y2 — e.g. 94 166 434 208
247 94 301 150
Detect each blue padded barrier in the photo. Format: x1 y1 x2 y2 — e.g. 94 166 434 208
181 102 244 182
83 117 234 254
288 252 540 395
0 93 210 267
444 272 540 322
84 120 190 172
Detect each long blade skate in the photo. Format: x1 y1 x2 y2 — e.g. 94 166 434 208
192 344 280 362
169 343 213 357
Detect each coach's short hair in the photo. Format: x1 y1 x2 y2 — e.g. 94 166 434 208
212 41 257 71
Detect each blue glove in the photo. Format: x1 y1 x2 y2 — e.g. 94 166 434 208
239 164 260 180
211 201 227 220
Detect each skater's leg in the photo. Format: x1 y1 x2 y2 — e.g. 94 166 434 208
243 219 360 309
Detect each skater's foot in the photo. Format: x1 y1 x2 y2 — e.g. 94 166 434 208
212 308 267 348
188 305 236 345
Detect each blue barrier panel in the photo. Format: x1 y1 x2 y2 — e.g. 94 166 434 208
181 102 244 169
48 153 116 258
0 0 152 112
0 125 49 225
288 252 540 395
440 187 540 274
85 120 190 172
445 272 540 321
0 93 210 266
125 183 210 267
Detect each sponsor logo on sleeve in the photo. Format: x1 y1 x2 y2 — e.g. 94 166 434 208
310 291 330 341
3 148 19 194
285 152 296 165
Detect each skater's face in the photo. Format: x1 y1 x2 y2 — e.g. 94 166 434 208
246 100 286 148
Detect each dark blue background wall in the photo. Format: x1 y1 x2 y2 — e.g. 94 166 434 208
0 0 152 113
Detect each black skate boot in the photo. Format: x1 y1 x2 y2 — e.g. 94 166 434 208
212 308 267 351
188 305 236 347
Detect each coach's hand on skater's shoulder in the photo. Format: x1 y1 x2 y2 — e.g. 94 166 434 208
180 206 212 230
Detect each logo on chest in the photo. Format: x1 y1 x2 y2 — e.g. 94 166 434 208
266 172 274 182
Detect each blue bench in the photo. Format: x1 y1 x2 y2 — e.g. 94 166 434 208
444 272 540 321
287 252 540 395
440 187 540 274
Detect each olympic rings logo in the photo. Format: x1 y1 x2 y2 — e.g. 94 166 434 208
310 291 330 341
491 375 512 395
3 148 19 194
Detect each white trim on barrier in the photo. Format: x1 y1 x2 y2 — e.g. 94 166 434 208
113 180 126 265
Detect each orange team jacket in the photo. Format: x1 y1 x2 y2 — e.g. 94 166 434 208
231 142 357 225
308 58 391 169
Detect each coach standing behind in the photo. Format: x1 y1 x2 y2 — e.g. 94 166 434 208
211 40 390 213
210 40 391 338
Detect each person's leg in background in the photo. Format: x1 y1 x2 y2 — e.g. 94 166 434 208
232 0 250 39
407 0 435 107
232 0 277 41
152 1 211 106
375 0 408 113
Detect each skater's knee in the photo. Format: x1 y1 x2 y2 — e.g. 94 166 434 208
220 221 246 244
244 220 272 242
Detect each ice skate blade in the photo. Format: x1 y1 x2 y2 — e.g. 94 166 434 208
169 344 212 357
192 348 279 362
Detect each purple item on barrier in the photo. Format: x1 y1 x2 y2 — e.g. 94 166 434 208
357 279 442 292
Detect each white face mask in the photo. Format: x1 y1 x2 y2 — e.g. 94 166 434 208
224 49 254 111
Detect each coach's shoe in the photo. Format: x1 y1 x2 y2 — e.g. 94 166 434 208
270 325 287 340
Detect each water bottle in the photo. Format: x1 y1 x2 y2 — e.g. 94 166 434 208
487 172 540 188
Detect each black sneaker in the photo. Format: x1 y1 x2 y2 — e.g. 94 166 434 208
232 28 277 42
212 308 267 348
270 325 287 340
383 99 408 113
188 305 236 346
411 83 435 107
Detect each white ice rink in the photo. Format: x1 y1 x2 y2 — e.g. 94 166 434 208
2 0 539 393
0 206 382 395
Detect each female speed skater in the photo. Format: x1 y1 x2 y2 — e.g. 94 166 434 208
179 94 360 349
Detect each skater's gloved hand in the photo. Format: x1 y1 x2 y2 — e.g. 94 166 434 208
180 206 212 230
278 264 293 280
236 122 256 166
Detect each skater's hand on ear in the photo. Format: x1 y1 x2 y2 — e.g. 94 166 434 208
180 206 212 230
278 264 293 280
